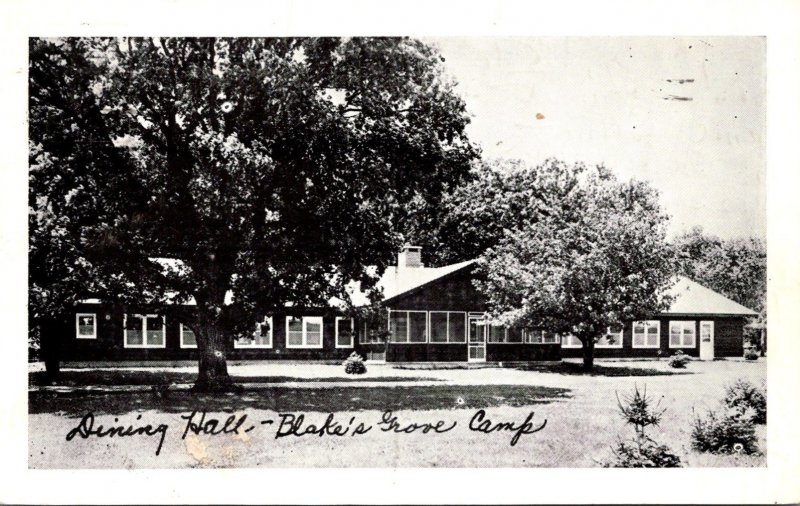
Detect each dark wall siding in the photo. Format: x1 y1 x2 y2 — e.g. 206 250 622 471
715 318 745 357
56 264 747 363
60 303 356 362
387 344 430 362
487 344 560 361
559 316 745 359
389 266 487 312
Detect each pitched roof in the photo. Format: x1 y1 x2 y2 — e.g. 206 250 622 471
83 256 757 317
341 259 477 307
664 276 757 316
380 259 477 302
348 264 757 317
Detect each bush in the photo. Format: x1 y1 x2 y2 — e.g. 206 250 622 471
724 379 766 424
691 407 758 454
604 385 682 467
667 350 691 369
606 437 682 468
344 352 367 375
744 347 759 361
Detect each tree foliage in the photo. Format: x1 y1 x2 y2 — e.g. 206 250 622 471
407 159 536 265
474 159 676 369
672 226 766 318
28 37 477 389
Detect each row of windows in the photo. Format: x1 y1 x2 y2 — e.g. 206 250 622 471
387 311 561 345
561 321 700 349
76 312 704 350
75 313 354 349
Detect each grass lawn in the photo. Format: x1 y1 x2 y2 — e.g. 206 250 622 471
29 384 570 415
28 358 766 468
28 369 443 387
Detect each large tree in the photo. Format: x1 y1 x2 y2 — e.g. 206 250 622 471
405 158 535 266
672 226 766 315
672 226 766 350
474 159 676 370
29 37 476 390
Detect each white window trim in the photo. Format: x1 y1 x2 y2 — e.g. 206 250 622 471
487 324 512 344
179 323 198 349
388 310 429 344
669 320 697 348
427 311 467 344
123 314 166 349
234 316 274 349
526 330 559 345
286 316 324 349
359 321 370 344
429 311 449 344
596 327 624 348
500 326 525 344
561 333 582 348
335 317 354 348
75 313 97 339
447 311 467 343
632 320 661 349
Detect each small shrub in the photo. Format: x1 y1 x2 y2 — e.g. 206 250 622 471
667 350 691 369
151 383 171 399
604 385 682 467
605 437 682 468
344 352 367 375
724 378 766 424
743 347 759 361
691 407 758 454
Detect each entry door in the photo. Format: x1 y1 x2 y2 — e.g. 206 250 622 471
468 315 487 362
699 321 715 360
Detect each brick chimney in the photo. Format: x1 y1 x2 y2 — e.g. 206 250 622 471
397 244 424 268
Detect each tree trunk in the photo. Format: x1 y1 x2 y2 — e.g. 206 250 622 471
760 328 766 357
581 337 595 371
192 323 241 393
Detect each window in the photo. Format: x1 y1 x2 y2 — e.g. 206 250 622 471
124 314 165 348
669 321 696 348
359 322 370 344
336 317 354 348
389 311 408 343
408 311 427 342
389 311 428 343
76 313 97 339
180 324 197 348
487 324 526 343
561 333 582 348
487 325 507 343
525 330 560 344
633 320 660 348
448 312 466 343
596 326 623 348
506 327 523 343
286 316 323 348
430 312 448 343
235 316 273 348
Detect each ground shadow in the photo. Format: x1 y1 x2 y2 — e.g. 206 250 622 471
29 370 442 387
516 362 694 377
29 384 571 416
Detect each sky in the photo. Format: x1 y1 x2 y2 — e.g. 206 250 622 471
427 37 766 240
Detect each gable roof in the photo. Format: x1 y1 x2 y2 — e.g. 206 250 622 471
380 259 477 304
350 261 757 317
81 256 757 317
341 259 477 307
664 276 757 316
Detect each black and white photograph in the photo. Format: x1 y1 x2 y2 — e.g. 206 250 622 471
3 1 800 504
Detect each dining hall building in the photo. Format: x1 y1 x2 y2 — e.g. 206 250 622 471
60 245 757 365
